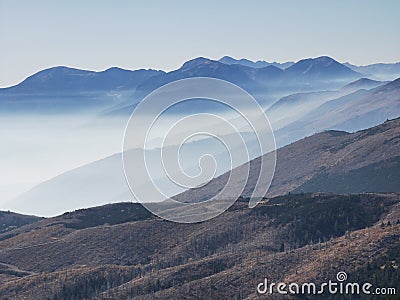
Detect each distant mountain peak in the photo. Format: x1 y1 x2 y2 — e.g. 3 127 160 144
350 77 380 84
286 56 360 78
219 56 237 64
180 57 216 69
314 55 336 62
296 56 338 67
342 78 383 91
36 66 92 75
103 66 131 72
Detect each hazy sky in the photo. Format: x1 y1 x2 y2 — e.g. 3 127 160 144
1 0 399 87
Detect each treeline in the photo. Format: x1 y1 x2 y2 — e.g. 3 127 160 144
253 193 396 249
63 202 152 230
51 267 141 300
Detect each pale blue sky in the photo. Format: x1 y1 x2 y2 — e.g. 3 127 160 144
0 0 399 87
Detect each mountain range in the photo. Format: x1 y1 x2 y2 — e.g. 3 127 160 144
3 56 399 99
0 67 164 114
2 56 399 115
1 55 400 216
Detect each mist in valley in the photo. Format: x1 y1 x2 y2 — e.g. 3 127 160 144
1 57 399 216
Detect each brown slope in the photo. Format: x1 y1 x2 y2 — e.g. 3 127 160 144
0 211 42 234
95 223 400 300
3 223 397 300
173 117 400 203
0 193 398 299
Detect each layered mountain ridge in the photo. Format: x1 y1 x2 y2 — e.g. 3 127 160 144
174 117 400 203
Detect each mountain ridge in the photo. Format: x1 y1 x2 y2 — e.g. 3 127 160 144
0 66 165 94
274 77 400 144
218 55 294 69
173 117 400 203
3 56 400 94
342 77 384 91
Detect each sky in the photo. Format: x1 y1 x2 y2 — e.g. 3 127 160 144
0 0 399 87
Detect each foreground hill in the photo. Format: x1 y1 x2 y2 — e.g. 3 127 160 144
0 193 399 299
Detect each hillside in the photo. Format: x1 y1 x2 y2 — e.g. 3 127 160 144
266 90 340 129
341 77 384 91
275 78 400 146
0 211 42 234
0 193 399 299
174 117 400 203
265 76 388 132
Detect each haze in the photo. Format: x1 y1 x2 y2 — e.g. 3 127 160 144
1 0 400 87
